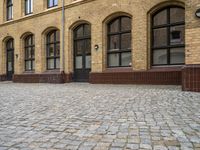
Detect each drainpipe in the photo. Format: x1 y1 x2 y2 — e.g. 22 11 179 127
61 0 65 75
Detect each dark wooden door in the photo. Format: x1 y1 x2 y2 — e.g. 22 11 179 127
6 39 14 81
73 24 91 82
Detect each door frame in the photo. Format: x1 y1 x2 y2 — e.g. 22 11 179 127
73 24 91 82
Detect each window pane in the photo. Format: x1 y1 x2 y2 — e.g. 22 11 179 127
48 33 55 43
108 53 119 67
48 0 53 7
28 36 32 45
121 52 132 66
56 43 60 56
153 49 167 65
32 35 35 44
56 58 60 69
25 48 32 59
32 47 35 58
153 9 167 26
47 59 54 69
31 0 33 12
170 25 185 45
121 17 131 31
75 26 83 38
170 8 185 23
153 28 167 47
76 40 84 55
32 60 35 70
170 48 185 64
47 44 54 57
109 35 120 51
76 56 82 69
8 7 12 20
25 61 32 70
84 24 91 36
85 39 91 54
109 19 119 33
25 0 29 14
56 31 60 42
7 40 13 49
7 51 13 72
85 56 91 69
7 0 12 5
54 0 58 5
121 33 131 49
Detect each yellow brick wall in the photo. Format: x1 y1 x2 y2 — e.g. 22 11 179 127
185 0 200 64
0 0 200 76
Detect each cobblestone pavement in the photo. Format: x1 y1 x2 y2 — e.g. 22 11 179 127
0 82 200 150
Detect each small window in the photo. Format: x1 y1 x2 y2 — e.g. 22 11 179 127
151 6 185 66
25 35 35 71
46 30 60 70
47 0 58 8
6 0 13 21
107 16 132 67
25 0 33 15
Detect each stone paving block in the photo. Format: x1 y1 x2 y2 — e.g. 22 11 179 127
0 83 199 150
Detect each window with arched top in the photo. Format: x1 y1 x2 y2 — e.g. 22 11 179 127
151 6 185 66
6 0 13 20
107 16 132 68
24 35 35 71
46 30 60 70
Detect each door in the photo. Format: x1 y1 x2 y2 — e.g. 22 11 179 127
6 39 14 80
73 24 91 82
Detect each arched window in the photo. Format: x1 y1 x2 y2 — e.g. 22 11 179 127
107 16 132 67
46 30 60 70
151 6 185 66
25 0 33 15
47 0 58 8
6 0 13 20
25 35 35 71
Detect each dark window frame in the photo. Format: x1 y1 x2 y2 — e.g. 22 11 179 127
6 0 13 21
24 35 35 71
47 0 58 8
151 6 185 66
25 0 33 15
107 16 132 68
46 30 60 70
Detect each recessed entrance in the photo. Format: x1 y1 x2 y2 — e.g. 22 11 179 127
73 24 91 82
6 39 14 81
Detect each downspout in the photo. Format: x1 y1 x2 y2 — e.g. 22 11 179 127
61 0 65 76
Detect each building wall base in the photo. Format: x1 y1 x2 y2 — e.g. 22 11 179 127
2 66 199 93
0 75 7 81
13 72 73 83
182 65 200 92
90 68 182 85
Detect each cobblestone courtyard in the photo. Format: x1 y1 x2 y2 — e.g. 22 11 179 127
0 82 200 150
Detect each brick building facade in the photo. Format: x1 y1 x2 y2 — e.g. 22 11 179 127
0 0 199 92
